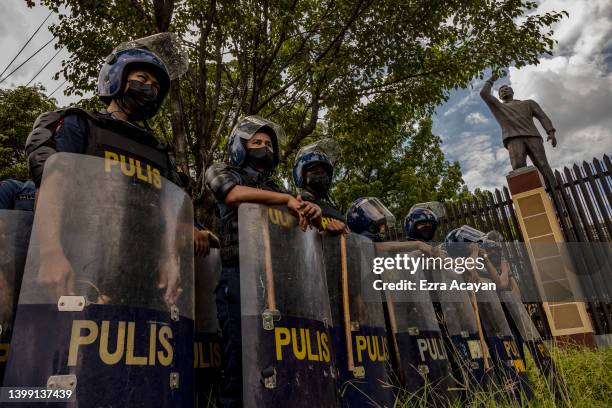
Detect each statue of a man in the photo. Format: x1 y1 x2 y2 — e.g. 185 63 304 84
480 74 557 184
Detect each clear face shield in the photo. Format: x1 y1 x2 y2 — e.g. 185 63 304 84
295 138 339 165
409 201 446 220
359 197 396 231
456 225 502 263
456 225 487 243
414 220 435 241
114 32 189 80
233 115 287 144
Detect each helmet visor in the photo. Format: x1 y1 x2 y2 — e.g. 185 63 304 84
358 197 396 226
409 201 446 219
295 138 339 165
115 32 188 80
234 115 287 145
415 221 436 241
456 225 487 243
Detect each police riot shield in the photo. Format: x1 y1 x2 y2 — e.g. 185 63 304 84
498 290 566 401
239 204 338 407
195 249 222 406
377 247 455 406
431 267 487 391
0 210 33 383
322 233 394 407
3 153 195 407
475 284 532 402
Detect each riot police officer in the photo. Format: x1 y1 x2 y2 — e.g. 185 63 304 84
347 197 441 256
205 116 321 408
486 230 520 293
293 139 346 234
349 197 459 403
25 44 209 302
444 226 532 398
0 179 35 211
404 207 439 242
445 226 507 283
346 197 396 242
444 226 508 288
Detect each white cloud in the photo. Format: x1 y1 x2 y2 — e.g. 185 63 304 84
443 94 473 116
441 132 512 190
465 112 488 124
0 1 78 106
507 0 612 171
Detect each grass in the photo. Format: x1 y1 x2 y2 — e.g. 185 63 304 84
199 344 611 407
523 344 612 407
395 344 612 407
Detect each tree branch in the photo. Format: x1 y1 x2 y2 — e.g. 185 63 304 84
254 0 373 113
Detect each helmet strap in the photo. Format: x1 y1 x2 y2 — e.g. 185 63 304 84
111 98 130 119
108 100 150 131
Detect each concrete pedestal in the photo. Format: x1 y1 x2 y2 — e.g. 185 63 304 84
507 166 595 348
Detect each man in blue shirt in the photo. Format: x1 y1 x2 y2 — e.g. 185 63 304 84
0 179 36 211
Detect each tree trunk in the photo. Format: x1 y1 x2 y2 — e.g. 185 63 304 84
169 79 188 172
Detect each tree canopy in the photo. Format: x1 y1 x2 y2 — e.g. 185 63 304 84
22 0 565 216
321 98 469 220
0 85 57 180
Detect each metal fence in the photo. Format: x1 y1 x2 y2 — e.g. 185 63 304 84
547 155 612 334
549 155 612 244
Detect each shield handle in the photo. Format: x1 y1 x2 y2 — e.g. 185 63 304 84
382 279 405 384
340 235 355 373
262 207 277 311
469 290 491 370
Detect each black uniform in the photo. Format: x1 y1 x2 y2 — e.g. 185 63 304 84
26 108 175 187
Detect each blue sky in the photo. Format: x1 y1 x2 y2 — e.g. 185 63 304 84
1 0 611 191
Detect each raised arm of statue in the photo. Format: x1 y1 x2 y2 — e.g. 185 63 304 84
479 79 501 106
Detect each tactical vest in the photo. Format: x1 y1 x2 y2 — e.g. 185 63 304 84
74 109 172 179
299 190 345 227
219 165 284 265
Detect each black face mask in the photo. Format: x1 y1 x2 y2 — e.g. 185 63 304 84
363 230 384 243
247 147 274 170
416 224 435 242
305 172 330 196
120 80 160 121
365 222 385 242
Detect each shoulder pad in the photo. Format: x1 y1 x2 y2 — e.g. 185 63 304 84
211 162 240 173
25 127 53 155
31 110 62 130
30 107 98 131
58 107 102 122
26 110 64 155
25 108 89 154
